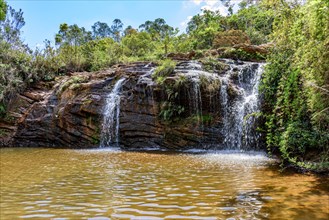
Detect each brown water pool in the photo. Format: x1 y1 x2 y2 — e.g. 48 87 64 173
0 148 328 219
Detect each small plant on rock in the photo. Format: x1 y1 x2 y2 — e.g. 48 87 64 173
152 59 176 81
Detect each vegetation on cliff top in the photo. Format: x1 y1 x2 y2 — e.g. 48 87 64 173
0 0 272 108
0 0 328 172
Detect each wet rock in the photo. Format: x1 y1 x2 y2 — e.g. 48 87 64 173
227 83 241 99
1 59 263 150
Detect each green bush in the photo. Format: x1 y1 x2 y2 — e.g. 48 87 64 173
121 32 155 57
220 48 265 61
201 57 228 73
159 101 185 122
152 59 176 79
260 0 329 171
83 38 122 71
56 75 89 95
199 74 221 93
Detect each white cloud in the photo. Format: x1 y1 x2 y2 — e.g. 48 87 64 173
36 43 43 48
180 0 239 33
201 4 227 15
193 0 203 5
205 0 218 7
180 16 193 26
180 15 193 32
189 0 229 15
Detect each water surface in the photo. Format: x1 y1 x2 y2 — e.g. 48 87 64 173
1 148 328 219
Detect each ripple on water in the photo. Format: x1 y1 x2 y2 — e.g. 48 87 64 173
0 148 328 220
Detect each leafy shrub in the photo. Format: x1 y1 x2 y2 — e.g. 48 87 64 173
213 30 250 48
199 74 221 93
152 59 176 79
280 122 321 158
260 0 329 170
121 32 155 57
220 48 265 61
159 101 185 122
201 57 228 73
56 75 89 95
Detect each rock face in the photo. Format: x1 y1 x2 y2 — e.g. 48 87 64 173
118 61 224 150
0 59 265 150
0 71 114 148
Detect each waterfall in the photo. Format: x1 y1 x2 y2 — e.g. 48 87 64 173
176 61 220 127
191 78 203 124
137 67 155 85
242 64 264 149
99 60 264 150
100 78 126 147
219 60 264 149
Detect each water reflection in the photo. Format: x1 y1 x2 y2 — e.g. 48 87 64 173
0 148 328 219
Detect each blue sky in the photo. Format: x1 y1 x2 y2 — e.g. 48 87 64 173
7 0 229 49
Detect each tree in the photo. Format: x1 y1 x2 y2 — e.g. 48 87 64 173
82 37 120 71
139 18 177 54
186 10 223 49
111 19 123 42
260 0 329 168
121 31 154 57
91 21 111 39
227 4 274 44
0 0 6 21
0 2 40 110
55 23 92 71
0 5 25 46
123 25 137 36
150 18 166 38
139 18 174 40
55 23 92 47
138 20 152 32
172 33 193 53
162 25 178 54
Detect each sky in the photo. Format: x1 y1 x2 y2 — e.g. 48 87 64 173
7 0 229 49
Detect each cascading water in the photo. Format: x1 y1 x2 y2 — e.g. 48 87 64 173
191 78 203 124
219 59 264 149
176 61 220 127
137 67 155 85
137 65 158 118
174 60 264 149
100 78 126 147
99 60 264 150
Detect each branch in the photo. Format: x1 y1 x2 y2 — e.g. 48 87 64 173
305 82 329 95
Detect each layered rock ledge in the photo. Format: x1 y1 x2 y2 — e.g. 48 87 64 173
0 59 264 150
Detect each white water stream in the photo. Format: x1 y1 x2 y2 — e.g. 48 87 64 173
100 78 126 147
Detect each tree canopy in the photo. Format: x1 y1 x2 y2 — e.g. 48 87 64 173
91 21 111 39
0 0 6 21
